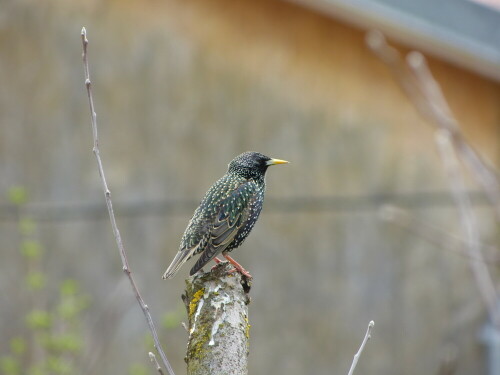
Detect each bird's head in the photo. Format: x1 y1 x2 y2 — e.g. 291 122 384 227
228 151 289 180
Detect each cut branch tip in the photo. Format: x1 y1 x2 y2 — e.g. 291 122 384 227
365 30 385 49
435 128 452 145
406 51 424 68
81 27 88 45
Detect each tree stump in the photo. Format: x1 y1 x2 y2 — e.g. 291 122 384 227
183 262 252 375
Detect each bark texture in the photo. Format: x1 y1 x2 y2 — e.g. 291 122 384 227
183 262 251 375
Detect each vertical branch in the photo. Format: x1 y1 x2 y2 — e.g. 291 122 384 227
347 321 375 375
80 27 175 375
435 130 500 327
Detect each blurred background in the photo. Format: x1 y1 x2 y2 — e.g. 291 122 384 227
1 0 499 374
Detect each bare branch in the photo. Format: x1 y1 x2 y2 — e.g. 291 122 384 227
366 30 500 327
380 205 500 264
435 130 500 327
366 30 500 219
149 352 165 375
347 320 374 375
80 27 175 375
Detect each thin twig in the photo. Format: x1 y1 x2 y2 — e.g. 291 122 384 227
149 352 165 375
379 205 500 264
435 130 500 327
407 52 500 218
366 30 500 327
366 31 500 220
80 27 175 375
347 320 374 375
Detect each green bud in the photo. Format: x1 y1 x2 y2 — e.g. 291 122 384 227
27 364 46 375
57 295 90 320
46 357 72 375
162 311 181 329
26 310 52 330
128 363 149 375
26 272 46 291
42 334 82 354
60 280 78 296
0 356 20 375
9 337 25 355
8 187 28 206
21 241 42 259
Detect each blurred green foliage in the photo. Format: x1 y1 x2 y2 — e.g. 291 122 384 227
21 241 42 260
162 309 184 330
8 186 28 206
128 363 150 375
3 188 90 375
9 338 26 356
0 356 21 375
5 187 171 374
25 310 52 330
25 272 47 291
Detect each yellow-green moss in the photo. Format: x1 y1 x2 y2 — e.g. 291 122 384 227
188 288 205 319
186 320 212 367
245 316 250 339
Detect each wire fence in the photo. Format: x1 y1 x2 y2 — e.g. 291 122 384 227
0 190 489 222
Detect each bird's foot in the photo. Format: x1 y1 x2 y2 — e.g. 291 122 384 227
211 257 223 271
223 254 252 279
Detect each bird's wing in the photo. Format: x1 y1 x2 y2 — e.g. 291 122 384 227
162 205 211 279
188 182 255 276
162 179 255 279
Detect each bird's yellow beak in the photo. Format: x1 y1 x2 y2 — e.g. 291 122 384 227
266 158 289 166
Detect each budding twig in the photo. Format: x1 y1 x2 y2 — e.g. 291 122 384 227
149 352 165 375
80 27 174 375
347 320 374 375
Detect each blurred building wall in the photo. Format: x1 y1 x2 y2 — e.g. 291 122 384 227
0 0 499 374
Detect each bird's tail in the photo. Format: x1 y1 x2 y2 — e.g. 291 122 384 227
189 245 220 276
162 250 193 279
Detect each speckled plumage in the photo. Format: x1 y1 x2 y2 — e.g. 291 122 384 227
162 152 288 279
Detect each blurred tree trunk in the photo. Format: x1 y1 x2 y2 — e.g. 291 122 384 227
182 262 251 375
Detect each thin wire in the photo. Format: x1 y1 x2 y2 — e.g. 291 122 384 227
0 191 490 222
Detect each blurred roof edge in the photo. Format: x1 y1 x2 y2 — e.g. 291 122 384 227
286 0 500 82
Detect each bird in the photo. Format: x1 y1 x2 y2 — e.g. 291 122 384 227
162 151 288 279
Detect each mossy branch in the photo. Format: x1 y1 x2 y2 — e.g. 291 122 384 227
182 262 251 375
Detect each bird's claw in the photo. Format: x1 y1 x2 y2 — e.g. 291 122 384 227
227 267 253 279
211 257 223 271
223 254 252 279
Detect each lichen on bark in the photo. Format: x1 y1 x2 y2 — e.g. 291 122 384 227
182 262 251 375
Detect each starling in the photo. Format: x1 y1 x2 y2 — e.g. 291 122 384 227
162 151 288 279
